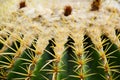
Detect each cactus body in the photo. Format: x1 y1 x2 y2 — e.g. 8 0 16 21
0 0 120 80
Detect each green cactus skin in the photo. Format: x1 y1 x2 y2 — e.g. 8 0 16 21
1 0 120 80
1 34 120 80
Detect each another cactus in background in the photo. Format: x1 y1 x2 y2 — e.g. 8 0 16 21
0 0 120 80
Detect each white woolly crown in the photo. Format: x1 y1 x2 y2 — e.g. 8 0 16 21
0 0 120 55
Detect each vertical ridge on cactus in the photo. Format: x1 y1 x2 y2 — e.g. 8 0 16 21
0 0 120 80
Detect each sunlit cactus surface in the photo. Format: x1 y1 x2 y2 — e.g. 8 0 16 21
0 0 120 80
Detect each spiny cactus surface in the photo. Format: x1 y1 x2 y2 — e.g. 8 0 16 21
0 0 120 80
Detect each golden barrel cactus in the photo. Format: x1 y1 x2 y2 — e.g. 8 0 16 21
0 0 120 80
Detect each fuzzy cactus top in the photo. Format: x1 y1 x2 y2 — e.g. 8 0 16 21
1 0 120 55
